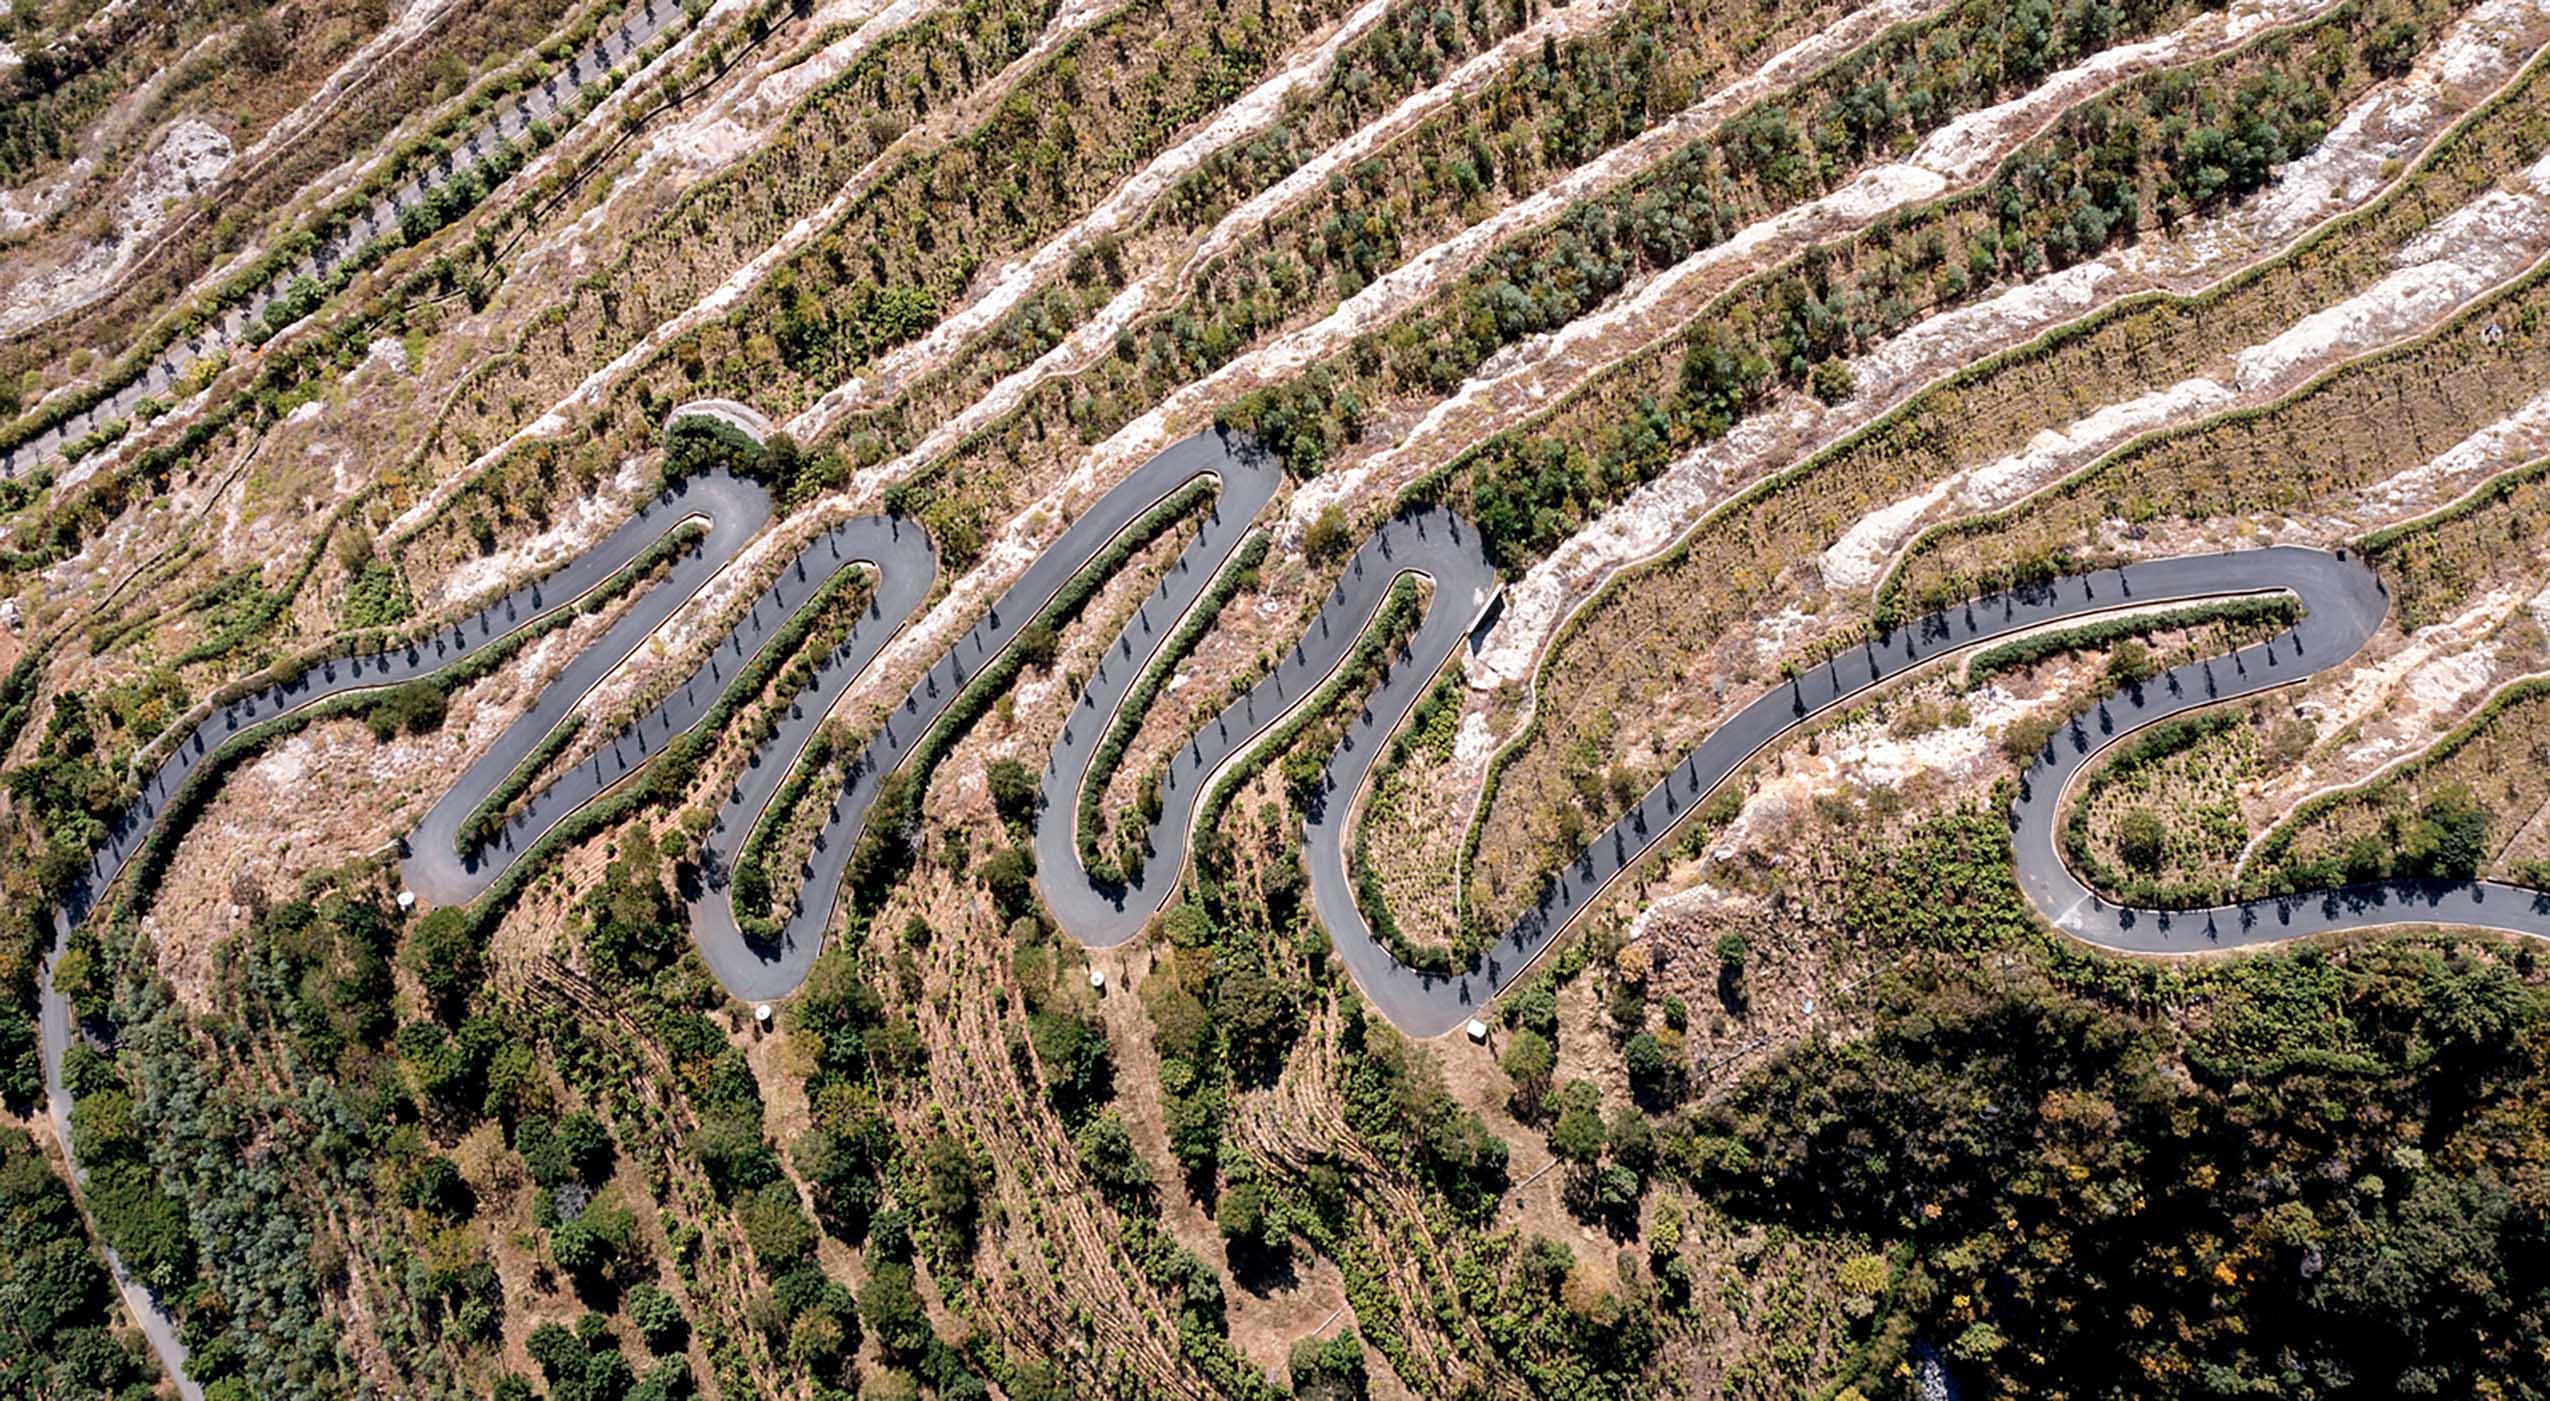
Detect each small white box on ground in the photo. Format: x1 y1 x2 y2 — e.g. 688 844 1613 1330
396 891 417 912
1088 967 1107 991
1465 1019 1489 1043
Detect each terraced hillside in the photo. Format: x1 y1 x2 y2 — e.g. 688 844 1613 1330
6 0 2550 1397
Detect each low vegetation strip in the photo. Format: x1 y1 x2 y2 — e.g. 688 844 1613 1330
864 478 1222 877
458 715 586 855
2361 453 2550 627
1191 575 1429 862
1453 9 2520 930
1077 531 1270 881
724 566 886 929
1883 242 2550 616
2242 674 2550 896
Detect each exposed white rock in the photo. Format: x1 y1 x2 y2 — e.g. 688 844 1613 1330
0 118 233 335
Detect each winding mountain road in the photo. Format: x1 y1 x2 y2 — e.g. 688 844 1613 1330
37 424 2550 1389
50 428 2550 1031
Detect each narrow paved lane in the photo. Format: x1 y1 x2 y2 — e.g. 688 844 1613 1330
51 433 2550 1043
37 419 2550 1389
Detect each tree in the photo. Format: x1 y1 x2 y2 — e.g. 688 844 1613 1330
1502 1029 1555 1117
1716 932 1750 1012
2002 713 2059 765
518 1114 615 1189
367 679 450 741
406 1155 475 1219
1809 358 1856 405
1550 1081 1608 1165
1074 1112 1153 1202
1014 620 1060 670
236 12 287 72
858 1260 932 1357
796 1113 890 1240
589 828 678 978
921 1136 983 1240
1214 1177 1285 1258
626 1282 688 1354
2105 638 2157 688
738 1182 817 1274
556 1113 617 1185
1304 504 1352 564
401 907 480 1020
2116 808 2168 874
1624 1031 1677 1106
1214 967 1299 1086
979 845 1037 921
1289 1332 1370 1401
984 757 1039 827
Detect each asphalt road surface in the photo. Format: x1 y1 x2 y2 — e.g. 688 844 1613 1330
41 424 2550 1387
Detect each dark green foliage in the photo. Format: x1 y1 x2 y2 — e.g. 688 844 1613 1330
1338 998 1508 1222
1013 619 1060 671
528 1313 641 1401
1962 595 2300 686
0 1125 159 1396
6 689 124 917
406 1155 476 1219
68 1081 194 1293
1288 1331 1369 1401
1212 965 1300 1087
2115 807 2168 872
858 1260 933 1357
517 1112 617 1189
1213 1173 1283 1257
398 1013 536 1122
1501 1027 1556 1117
402 906 482 1021
984 756 1040 828
1549 1080 1607 1165
1073 1111 1154 1203
1010 918 1112 1127
1675 949 2550 1398
1623 1030 1676 1107
1454 1228 1659 1400
339 557 417 630
626 1281 689 1355
795 1107 894 1242
2104 636 2157 688
979 844 1038 922
921 1134 986 1244
738 1180 818 1274
364 678 450 741
585 827 681 980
